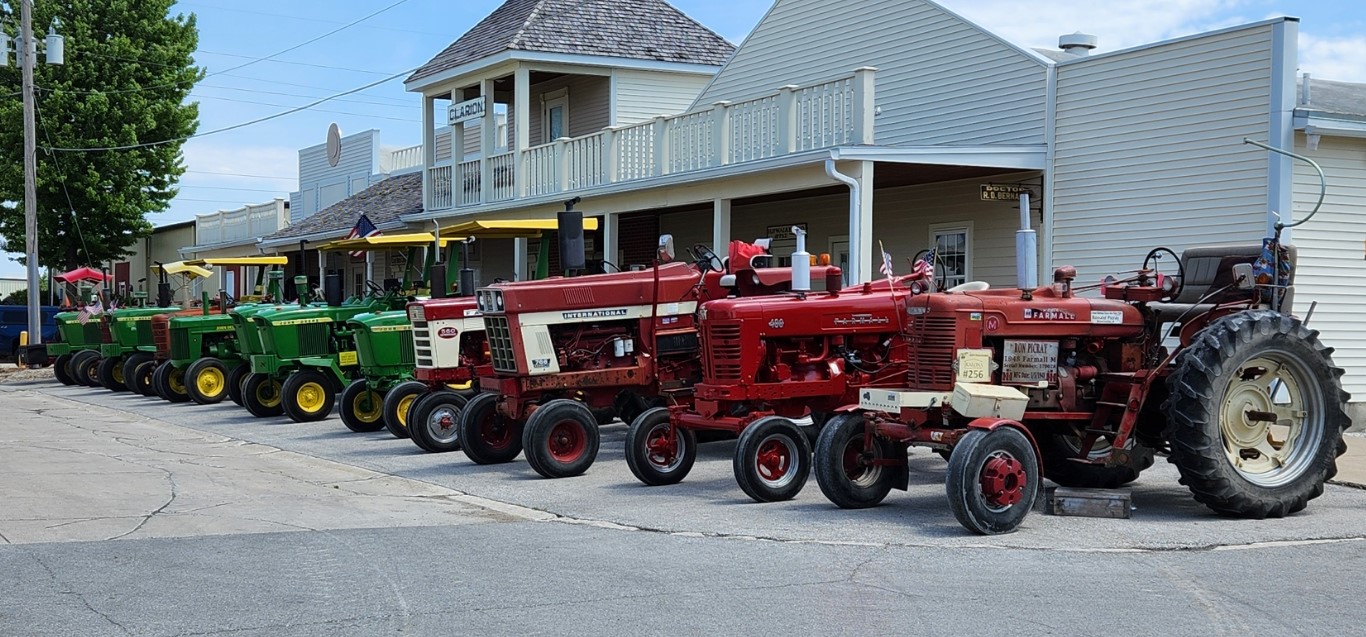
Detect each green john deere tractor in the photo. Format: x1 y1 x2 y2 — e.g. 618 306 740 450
48 267 112 386
94 261 210 394
157 257 291 405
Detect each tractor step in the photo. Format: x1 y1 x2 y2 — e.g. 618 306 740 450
1040 486 1133 519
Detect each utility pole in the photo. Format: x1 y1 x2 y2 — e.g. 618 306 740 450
21 0 39 348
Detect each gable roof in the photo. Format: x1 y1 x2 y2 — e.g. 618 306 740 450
1299 77 1366 118
407 0 735 84
262 172 422 244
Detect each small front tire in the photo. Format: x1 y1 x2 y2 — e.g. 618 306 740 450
131 360 158 397
153 361 190 403
522 399 600 479
814 413 896 509
53 354 74 385
624 407 696 486
382 380 427 439
281 370 336 423
458 392 524 464
339 379 386 432
226 363 250 406
408 390 468 453
242 373 284 418
945 427 1039 535
186 358 230 405
98 356 128 392
734 416 811 502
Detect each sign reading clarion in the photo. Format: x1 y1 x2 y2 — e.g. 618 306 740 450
980 183 1035 202
448 97 487 126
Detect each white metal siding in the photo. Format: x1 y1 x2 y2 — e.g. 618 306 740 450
1052 25 1277 286
435 129 453 163
1290 133 1366 398
694 0 1048 146
615 70 713 125
527 75 611 147
292 130 380 223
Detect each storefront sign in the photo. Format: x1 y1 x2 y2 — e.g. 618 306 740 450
980 183 1035 202
766 223 807 241
448 97 487 126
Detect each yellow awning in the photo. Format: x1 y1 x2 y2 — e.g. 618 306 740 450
153 261 214 279
189 256 289 267
438 218 600 239
318 232 450 252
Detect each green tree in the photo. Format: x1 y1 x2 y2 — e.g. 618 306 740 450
0 0 202 271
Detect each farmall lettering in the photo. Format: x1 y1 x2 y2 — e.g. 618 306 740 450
1001 340 1059 385
1022 307 1077 321
833 313 890 327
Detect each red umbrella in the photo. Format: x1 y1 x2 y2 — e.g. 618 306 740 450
54 266 110 283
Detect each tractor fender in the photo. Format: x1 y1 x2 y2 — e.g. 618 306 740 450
296 356 347 390
831 403 861 413
963 417 1044 478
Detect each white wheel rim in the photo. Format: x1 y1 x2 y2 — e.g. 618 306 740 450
1219 351 1324 487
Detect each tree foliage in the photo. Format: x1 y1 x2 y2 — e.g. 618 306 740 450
0 0 202 271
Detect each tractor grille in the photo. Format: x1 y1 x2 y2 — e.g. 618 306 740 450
412 321 433 367
704 322 742 381
153 317 171 355
908 314 957 389
135 320 154 347
485 315 516 373
100 319 113 344
297 323 332 357
82 322 102 346
170 330 191 361
397 329 415 366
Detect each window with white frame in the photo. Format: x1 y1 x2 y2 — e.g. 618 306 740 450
542 88 569 141
930 223 972 289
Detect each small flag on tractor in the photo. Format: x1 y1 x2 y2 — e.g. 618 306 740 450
911 249 936 286
345 214 381 258
879 240 894 280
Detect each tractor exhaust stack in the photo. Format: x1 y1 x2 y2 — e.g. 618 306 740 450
1016 192 1038 296
791 225 811 293
558 197 586 277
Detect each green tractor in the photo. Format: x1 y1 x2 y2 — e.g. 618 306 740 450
48 267 113 386
93 261 214 394
154 257 291 405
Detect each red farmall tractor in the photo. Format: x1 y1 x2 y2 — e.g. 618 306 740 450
439 205 839 479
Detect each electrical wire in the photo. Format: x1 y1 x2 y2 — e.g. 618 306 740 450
185 169 294 180
41 67 417 152
31 97 94 266
187 92 419 123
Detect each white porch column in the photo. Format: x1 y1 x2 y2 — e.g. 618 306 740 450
513 237 528 281
479 78 496 202
365 251 374 290
602 212 619 271
422 95 435 210
514 65 530 197
852 161 875 283
712 199 731 252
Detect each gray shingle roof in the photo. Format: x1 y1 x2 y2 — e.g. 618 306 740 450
408 0 735 84
1299 77 1366 118
263 172 422 243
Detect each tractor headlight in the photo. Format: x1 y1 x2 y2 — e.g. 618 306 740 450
494 291 504 311
476 291 487 312
408 305 425 322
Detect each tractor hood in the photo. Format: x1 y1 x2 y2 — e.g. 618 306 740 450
477 261 705 315
700 287 907 331
909 287 1146 340
408 296 480 323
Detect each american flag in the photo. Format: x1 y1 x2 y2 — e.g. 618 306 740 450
911 248 936 282
878 240 894 279
345 214 381 257
77 299 104 325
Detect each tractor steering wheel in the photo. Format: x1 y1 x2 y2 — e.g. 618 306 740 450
911 249 950 293
1142 247 1184 302
690 244 723 272
365 280 386 295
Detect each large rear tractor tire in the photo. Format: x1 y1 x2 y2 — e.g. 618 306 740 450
226 363 250 407
814 413 896 509
242 373 284 418
131 360 158 397
1036 432 1153 489
382 380 427 439
98 356 128 392
1163 311 1350 519
281 370 336 423
733 416 811 502
458 392 524 464
624 407 696 486
186 358 230 405
946 427 1039 535
339 379 386 432
153 361 190 403
53 354 74 385
522 399 600 479
122 353 154 395
408 390 469 453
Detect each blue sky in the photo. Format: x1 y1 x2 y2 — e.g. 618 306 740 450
2 0 1363 278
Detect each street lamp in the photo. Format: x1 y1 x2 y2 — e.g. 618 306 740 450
2 1 63 361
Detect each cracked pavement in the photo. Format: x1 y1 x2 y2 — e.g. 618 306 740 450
4 380 1366 635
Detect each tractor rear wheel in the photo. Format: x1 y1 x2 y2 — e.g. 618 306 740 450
946 427 1039 535
1036 433 1153 489
131 361 158 397
382 381 426 439
522 399 600 479
282 370 336 423
624 407 696 486
458 392 524 464
122 353 154 395
1163 311 1349 519
408 390 468 453
814 413 895 509
242 373 284 418
226 363 250 406
153 361 190 403
53 354 74 385
733 416 811 502
71 351 101 387
98 356 127 392
340 379 386 432
186 358 230 405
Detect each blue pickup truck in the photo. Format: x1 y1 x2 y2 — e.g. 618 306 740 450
0 305 60 362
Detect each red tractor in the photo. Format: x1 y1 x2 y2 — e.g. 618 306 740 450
395 294 488 448
440 207 839 479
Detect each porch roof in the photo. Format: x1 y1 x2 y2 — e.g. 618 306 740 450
407 0 734 86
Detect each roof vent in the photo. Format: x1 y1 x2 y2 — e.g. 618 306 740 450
1059 32 1099 56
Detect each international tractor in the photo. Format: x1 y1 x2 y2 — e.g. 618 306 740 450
150 257 289 405
48 267 113 386
420 203 839 479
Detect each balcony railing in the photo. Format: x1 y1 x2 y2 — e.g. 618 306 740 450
195 201 287 246
423 68 874 211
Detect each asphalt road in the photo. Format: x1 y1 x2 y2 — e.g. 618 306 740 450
5 379 1366 636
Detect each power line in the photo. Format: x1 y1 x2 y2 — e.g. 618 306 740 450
46 0 414 97
185 169 295 180
175 1 451 38
42 67 418 152
178 184 288 193
195 83 421 110
188 92 420 123
31 97 94 266
196 50 397 75
216 74 416 104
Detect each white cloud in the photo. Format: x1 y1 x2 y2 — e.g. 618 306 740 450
1299 33 1366 83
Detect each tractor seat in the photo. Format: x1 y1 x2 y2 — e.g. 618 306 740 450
946 281 990 293
1148 243 1296 322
